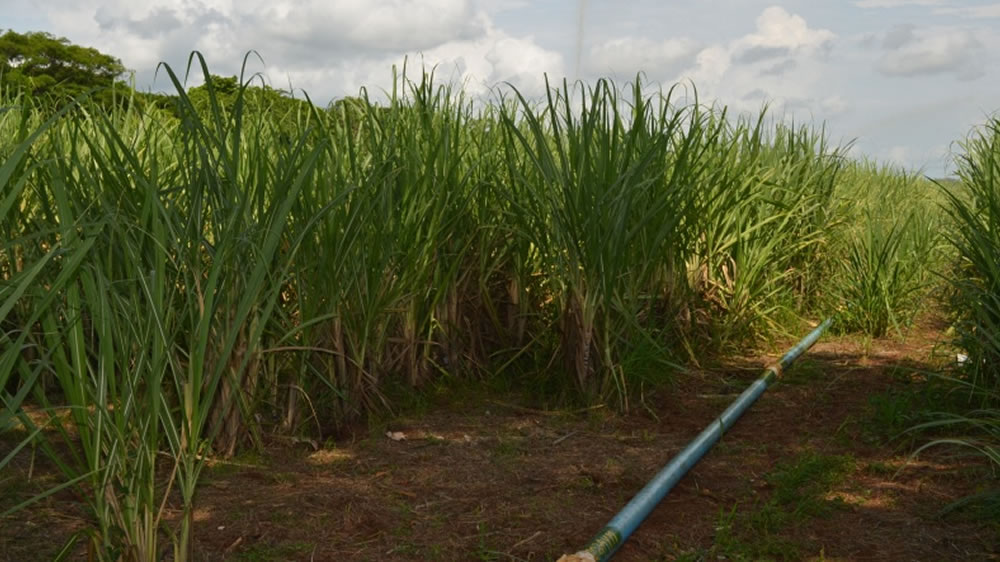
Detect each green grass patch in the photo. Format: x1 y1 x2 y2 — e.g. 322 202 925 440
236 541 314 562
865 390 919 444
492 436 527 460
710 450 854 559
781 358 825 386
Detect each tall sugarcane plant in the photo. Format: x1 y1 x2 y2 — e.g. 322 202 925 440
945 116 1000 393
2 55 333 559
498 78 698 401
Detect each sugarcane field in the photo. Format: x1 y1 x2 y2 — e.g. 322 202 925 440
3 5 1000 560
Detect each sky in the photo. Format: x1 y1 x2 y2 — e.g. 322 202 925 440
4 0 999 176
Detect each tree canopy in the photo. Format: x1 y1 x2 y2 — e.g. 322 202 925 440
0 29 378 121
0 29 125 100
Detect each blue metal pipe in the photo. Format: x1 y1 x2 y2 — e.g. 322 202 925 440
560 317 834 562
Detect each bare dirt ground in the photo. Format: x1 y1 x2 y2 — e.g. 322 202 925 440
3 320 998 561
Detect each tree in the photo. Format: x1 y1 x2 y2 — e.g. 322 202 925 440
0 30 126 100
184 74 326 138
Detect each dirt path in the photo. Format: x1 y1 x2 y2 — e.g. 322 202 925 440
4 324 997 560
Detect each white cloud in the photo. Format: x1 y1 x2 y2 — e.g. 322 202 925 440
422 29 565 96
886 145 912 166
280 27 565 100
759 59 797 76
580 5 837 104
877 26 985 80
671 6 838 119
739 6 835 53
34 0 562 103
854 0 947 7
682 45 732 90
822 96 850 115
880 143 951 172
936 4 1000 18
474 0 529 13
577 6 835 99
254 0 484 54
586 37 700 79
882 24 916 49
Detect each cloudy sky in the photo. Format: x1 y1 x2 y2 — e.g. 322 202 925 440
5 0 999 175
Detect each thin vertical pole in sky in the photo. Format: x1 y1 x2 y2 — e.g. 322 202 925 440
574 0 588 80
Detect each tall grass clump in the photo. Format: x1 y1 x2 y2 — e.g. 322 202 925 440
830 162 945 337
497 78 699 401
1 96 84 440
900 115 1000 520
495 81 860 401
280 68 505 432
945 115 1000 393
2 56 331 559
688 119 845 346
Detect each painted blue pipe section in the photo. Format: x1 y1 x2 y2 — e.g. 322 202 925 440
568 318 834 562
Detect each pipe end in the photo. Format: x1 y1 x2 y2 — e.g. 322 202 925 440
765 364 782 380
557 553 597 562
